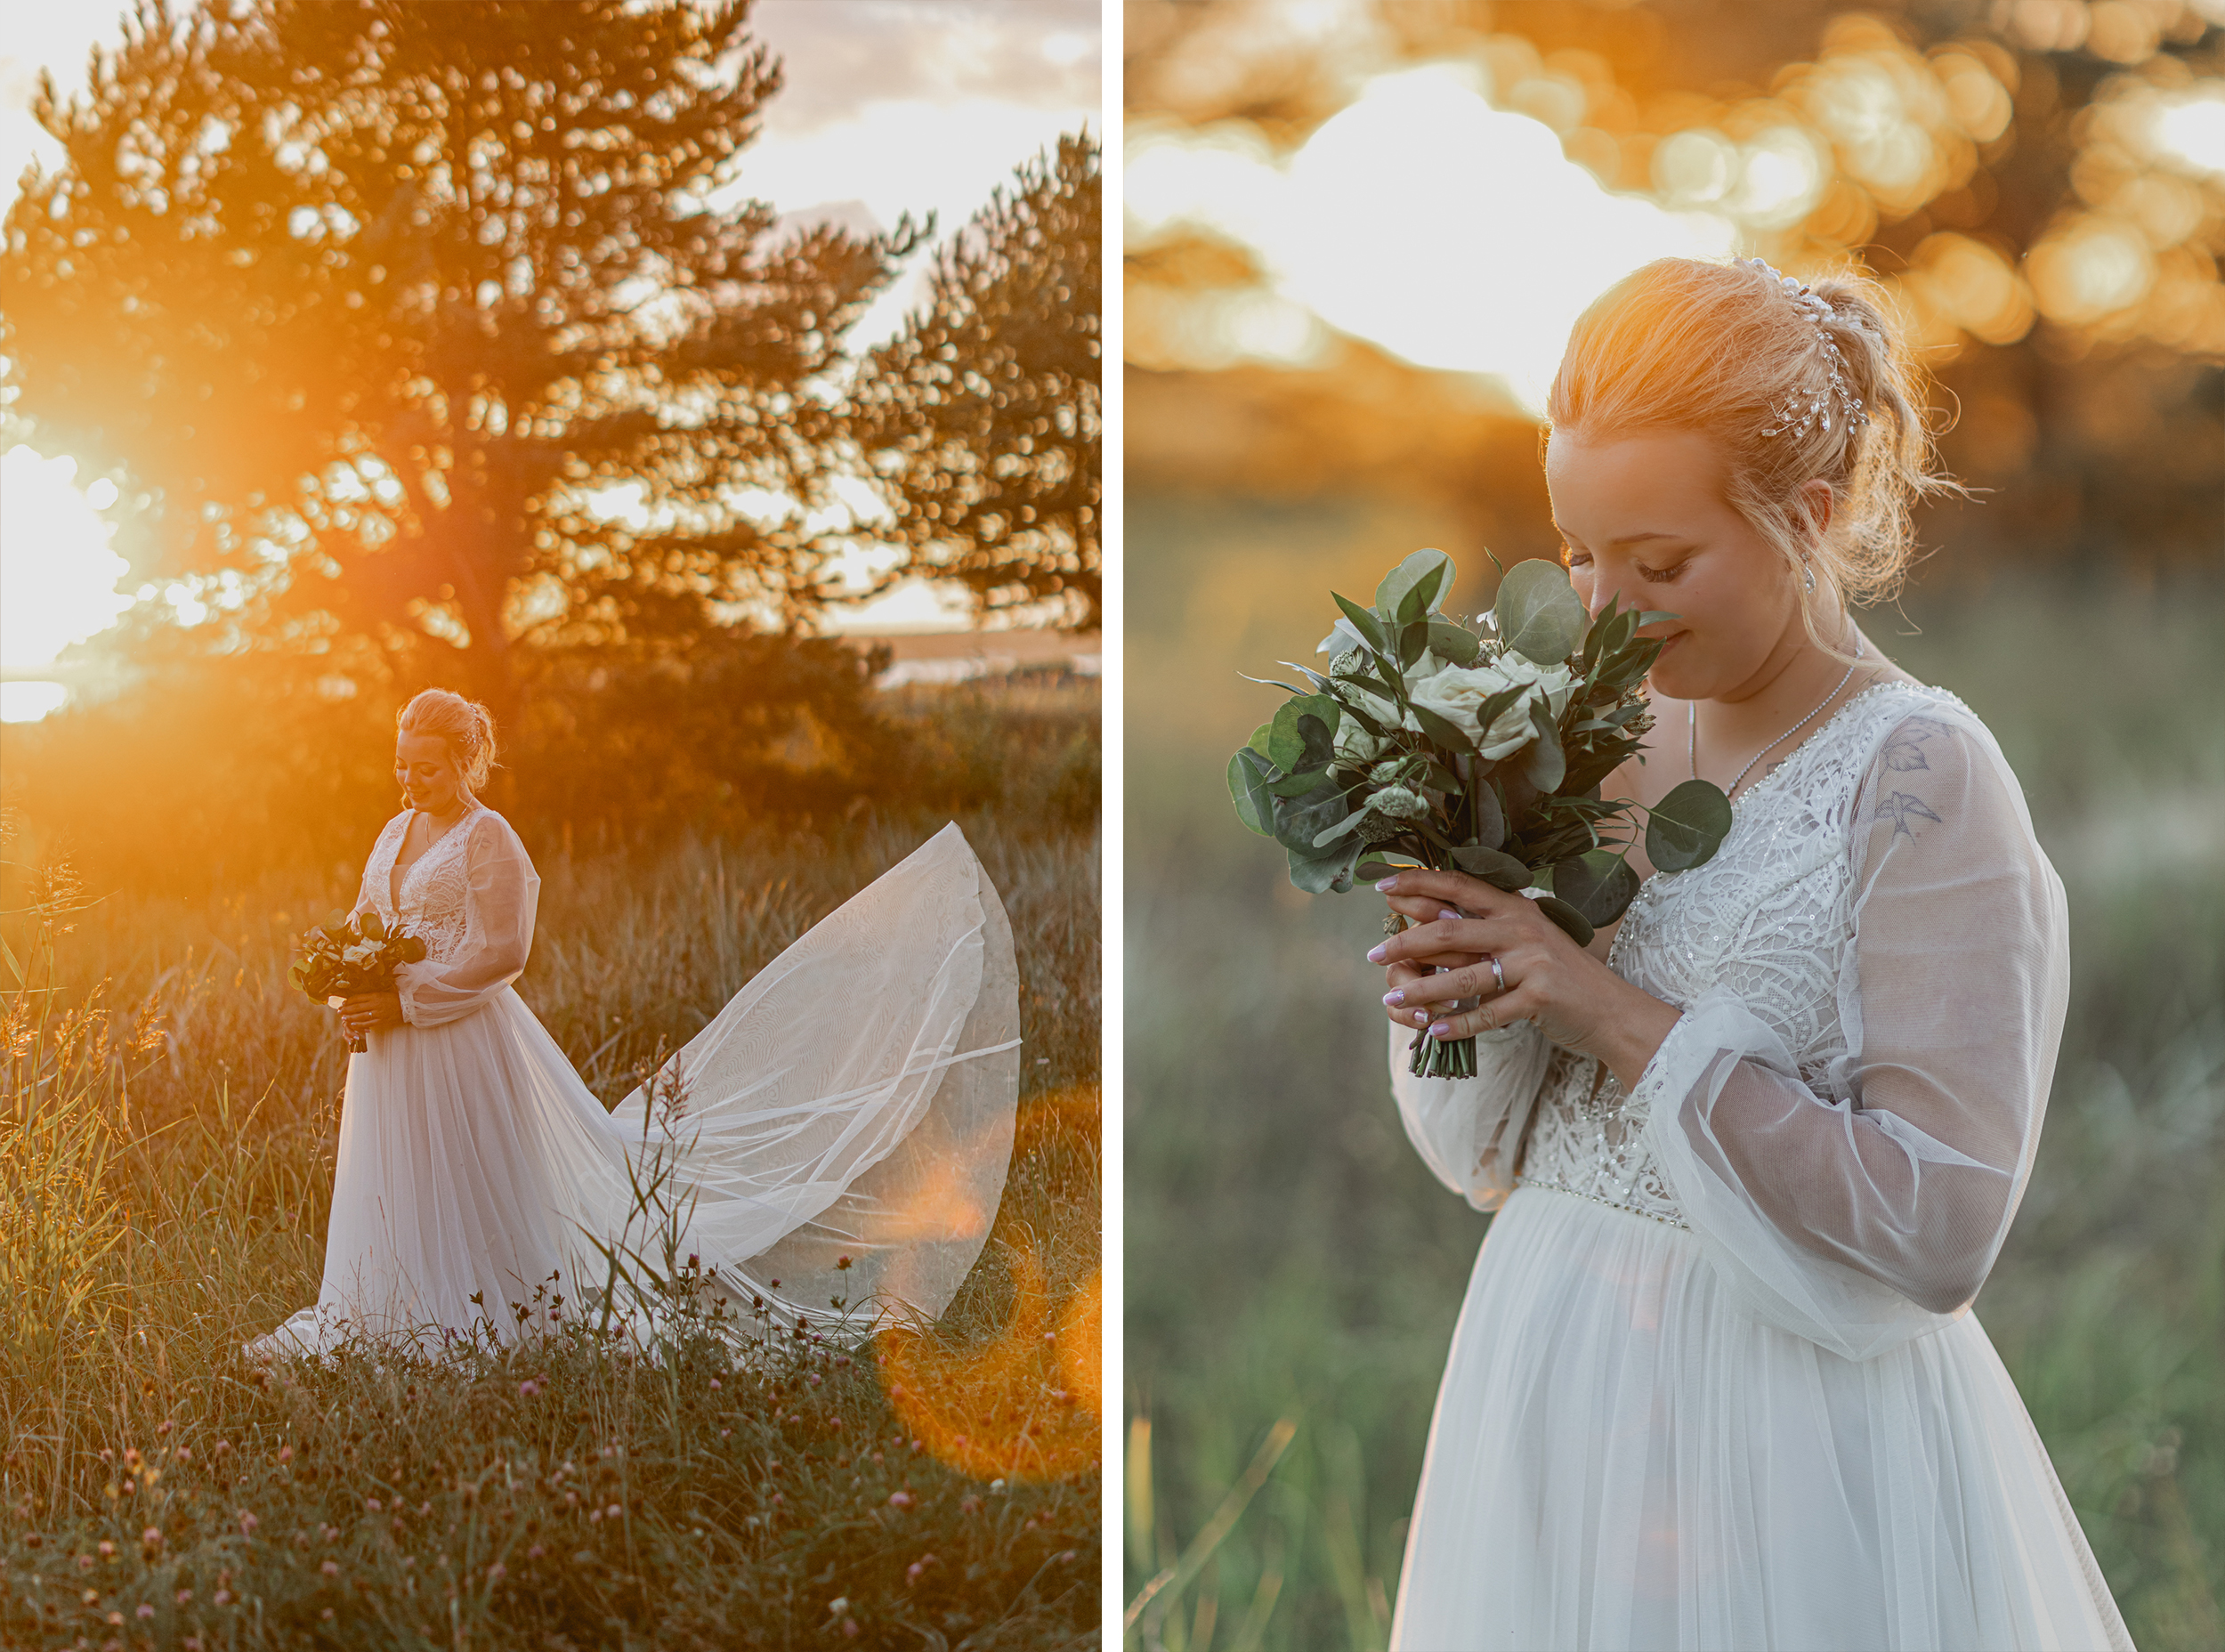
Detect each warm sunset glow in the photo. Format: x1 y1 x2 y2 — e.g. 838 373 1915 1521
1128 62 1737 412
0 445 135 722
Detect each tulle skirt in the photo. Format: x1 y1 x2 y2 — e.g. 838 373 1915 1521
249 824 1020 1362
1389 1185 2132 1652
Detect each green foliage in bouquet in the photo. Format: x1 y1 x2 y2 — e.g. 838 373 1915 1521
287 909 428 1053
1228 549 1733 1074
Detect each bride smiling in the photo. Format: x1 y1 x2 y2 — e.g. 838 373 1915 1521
1370 259 2130 1649
249 688 1019 1360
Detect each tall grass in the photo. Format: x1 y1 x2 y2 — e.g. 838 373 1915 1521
1 765 1101 1647
1124 541 2225 1650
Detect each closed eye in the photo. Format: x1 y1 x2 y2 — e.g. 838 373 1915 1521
1636 557 1687 582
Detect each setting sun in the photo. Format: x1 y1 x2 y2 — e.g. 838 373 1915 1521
0 444 135 722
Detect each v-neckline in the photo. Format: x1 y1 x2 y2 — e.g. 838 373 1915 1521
390 806 473 912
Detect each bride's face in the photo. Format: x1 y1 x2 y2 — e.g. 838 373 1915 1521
395 732 468 815
1545 426 1815 702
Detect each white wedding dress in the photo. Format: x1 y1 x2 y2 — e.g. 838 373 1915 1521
249 813 1019 1361
1387 683 2132 1651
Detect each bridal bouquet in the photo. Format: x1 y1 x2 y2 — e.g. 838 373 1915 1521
287 910 427 1053
1227 549 1732 1078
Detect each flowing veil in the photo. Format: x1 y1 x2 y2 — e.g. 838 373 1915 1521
580 822 1023 1337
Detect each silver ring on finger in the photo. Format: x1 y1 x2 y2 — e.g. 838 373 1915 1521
1487 952 1506 993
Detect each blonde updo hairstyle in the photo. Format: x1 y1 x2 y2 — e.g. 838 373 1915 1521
396 689 498 794
1546 257 1961 652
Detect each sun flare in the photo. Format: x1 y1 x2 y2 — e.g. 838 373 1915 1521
0 445 136 722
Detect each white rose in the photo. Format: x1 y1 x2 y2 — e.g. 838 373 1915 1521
1407 654 1575 760
343 943 381 968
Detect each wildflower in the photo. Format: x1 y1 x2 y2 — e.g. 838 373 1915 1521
837 1255 853 1271
486 1563 506 1582
137 1604 155 1620
605 1503 622 1519
77 1554 94 1571
518 1380 540 1398
842 1621 860 1640
321 1560 340 1577
214 1440 231 1458
238 1511 259 1536
708 1378 721 1390
526 1544 546 1560
888 1490 915 1510
365 1499 381 1513
277 1446 293 1464
212 1590 233 1607
185 1640 204 1651
97 1540 115 1558
141 1526 163 1551
828 1598 850 1617
321 1607 336 1622
960 1496 981 1514
174 1586 193 1607
158 1421 173 1437
174 1446 191 1463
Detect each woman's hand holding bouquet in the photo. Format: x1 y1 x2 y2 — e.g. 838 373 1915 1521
287 909 427 1052
1227 548 1733 1078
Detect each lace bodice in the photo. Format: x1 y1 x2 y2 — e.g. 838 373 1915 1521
351 806 542 1028
1516 683 1972 1226
365 808 481 963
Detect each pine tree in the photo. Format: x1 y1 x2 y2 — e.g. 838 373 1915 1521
847 132 1101 630
0 0 919 716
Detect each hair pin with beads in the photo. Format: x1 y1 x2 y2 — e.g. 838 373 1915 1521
1738 257 1869 442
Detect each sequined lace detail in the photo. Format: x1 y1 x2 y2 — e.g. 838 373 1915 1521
366 807 484 965
1516 684 1970 1229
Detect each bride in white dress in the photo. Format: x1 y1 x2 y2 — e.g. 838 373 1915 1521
1368 260 2131 1649
249 689 1019 1361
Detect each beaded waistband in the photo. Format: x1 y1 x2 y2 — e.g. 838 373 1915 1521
1515 1175 1692 1231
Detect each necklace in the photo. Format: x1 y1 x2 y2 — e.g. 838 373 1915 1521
1689 638 1865 798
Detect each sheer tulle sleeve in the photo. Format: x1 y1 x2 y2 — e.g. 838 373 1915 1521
1636 707 2069 1360
1389 1017 1554 1211
394 814 542 1029
349 815 405 927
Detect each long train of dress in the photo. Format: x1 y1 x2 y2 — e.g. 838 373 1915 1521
1386 683 2132 1651
250 817 1018 1361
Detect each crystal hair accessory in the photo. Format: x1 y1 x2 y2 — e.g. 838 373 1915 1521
1738 257 1868 441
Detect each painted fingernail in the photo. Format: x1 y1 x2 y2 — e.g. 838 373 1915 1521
1366 943 1388 963
1428 1022 1452 1038
1374 876 1400 892
1413 1009 1430 1024
1383 990 1404 1006
1437 908 1461 922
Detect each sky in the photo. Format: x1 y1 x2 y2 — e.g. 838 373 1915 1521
0 0 1101 720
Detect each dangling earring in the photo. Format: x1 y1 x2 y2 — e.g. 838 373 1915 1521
1800 554 1817 595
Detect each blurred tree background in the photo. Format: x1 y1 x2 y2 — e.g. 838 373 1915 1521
0 0 1101 894
1123 3 2223 1648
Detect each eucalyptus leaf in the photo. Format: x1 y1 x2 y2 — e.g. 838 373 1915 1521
1289 834 1368 894
1272 774 1352 855
1493 560 1588 665
1227 749 1275 836
1449 844 1533 891
1380 548 1453 626
1521 700 1566 792
1532 893 1596 948
1646 778 1735 873
1552 849 1641 927
1266 766 1334 798
1396 616 1431 670
359 910 386 942
1247 723 1274 757
1267 695 1340 773
1426 619 1483 666
1468 780 1506 852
